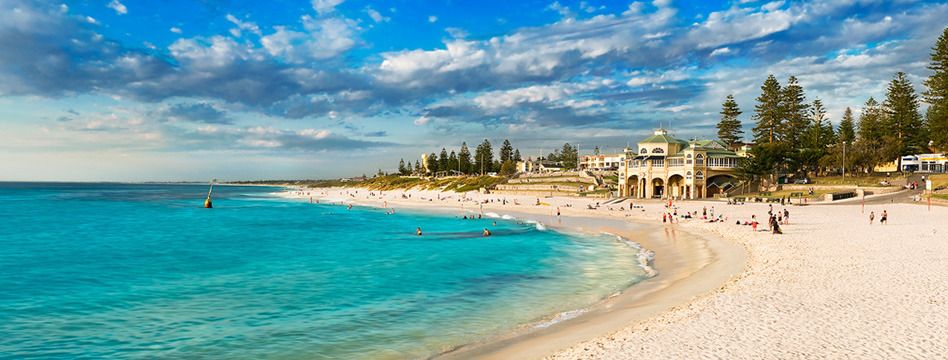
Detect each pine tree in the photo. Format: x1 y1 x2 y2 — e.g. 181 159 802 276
781 75 810 149
753 74 783 144
427 153 438 174
398 158 407 175
438 148 449 173
499 139 514 162
838 107 856 144
513 148 522 162
883 72 926 155
801 99 831 174
414 160 421 174
593 146 601 155
560 143 579 169
474 139 494 175
857 98 885 172
717 94 744 149
923 27 948 150
448 150 458 174
458 142 472 174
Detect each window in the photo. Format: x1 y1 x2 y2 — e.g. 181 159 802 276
686 171 692 180
668 158 683 167
696 171 704 180
640 148 647 154
652 159 664 167
695 154 704 165
652 148 664 154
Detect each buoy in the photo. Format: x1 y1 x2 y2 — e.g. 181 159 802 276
204 179 215 208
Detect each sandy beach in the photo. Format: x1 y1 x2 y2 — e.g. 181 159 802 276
288 187 947 359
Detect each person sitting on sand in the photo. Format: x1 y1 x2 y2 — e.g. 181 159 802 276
483 228 492 237
416 227 423 236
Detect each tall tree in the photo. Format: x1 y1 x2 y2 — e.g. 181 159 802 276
717 94 744 149
513 148 522 162
474 139 494 175
448 150 458 174
781 75 810 150
801 98 832 174
753 74 784 144
856 98 885 172
458 142 472 174
883 72 926 156
438 148 449 173
499 139 514 162
560 143 579 170
397 158 408 175
924 27 948 150
837 107 856 144
427 153 438 174
414 160 421 174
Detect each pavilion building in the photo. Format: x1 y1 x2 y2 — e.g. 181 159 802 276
618 129 745 199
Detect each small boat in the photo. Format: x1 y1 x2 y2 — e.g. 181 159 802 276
204 180 215 208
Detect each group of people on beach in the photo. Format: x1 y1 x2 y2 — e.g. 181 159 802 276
868 210 888 224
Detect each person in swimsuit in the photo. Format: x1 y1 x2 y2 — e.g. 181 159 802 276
869 211 875 224
880 210 887 225
416 227 423 236
483 228 492 237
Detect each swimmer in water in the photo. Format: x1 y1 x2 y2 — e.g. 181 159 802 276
483 228 491 237
347 204 352 210
416 227 423 236
492 221 497 226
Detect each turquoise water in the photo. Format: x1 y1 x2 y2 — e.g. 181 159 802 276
0 183 648 359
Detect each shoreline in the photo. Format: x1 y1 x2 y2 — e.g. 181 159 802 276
283 187 747 359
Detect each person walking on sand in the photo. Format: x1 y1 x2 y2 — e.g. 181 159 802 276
869 211 875 224
880 210 887 225
556 207 561 216
783 209 789 224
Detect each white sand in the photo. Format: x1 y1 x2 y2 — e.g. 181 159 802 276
284 187 948 359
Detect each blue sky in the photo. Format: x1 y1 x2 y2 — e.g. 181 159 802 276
1 0 945 181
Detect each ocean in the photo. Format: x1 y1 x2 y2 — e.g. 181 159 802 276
0 183 649 359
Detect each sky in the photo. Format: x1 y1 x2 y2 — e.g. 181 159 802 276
1 0 945 181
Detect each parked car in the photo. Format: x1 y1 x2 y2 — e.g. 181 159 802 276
793 178 810 184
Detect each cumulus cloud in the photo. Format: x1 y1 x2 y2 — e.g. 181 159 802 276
365 7 389 23
107 0 127 15
311 0 345 15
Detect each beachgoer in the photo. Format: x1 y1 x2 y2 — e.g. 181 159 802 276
347 204 352 210
783 209 789 224
556 207 561 216
416 227 423 236
881 210 887 225
483 228 492 237
869 211 875 224
663 213 667 223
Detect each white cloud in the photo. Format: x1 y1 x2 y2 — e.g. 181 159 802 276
311 0 345 15
709 47 732 57
107 0 127 15
414 115 431 126
260 16 359 62
428 15 438 23
225 14 261 37
170 27 182 34
365 7 389 23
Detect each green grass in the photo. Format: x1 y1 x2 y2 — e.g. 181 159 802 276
810 175 906 187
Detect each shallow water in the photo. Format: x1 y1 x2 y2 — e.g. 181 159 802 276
0 183 647 359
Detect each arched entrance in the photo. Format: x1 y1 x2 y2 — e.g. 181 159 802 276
651 178 665 198
706 174 737 198
626 175 639 197
668 174 685 200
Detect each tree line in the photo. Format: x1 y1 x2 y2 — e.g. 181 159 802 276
718 27 948 179
395 139 581 177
